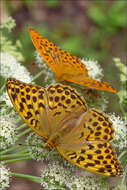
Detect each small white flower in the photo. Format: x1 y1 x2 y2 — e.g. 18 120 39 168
34 51 56 86
109 113 127 151
41 161 71 190
111 184 126 190
0 115 17 150
0 165 10 190
99 95 108 111
34 51 44 67
0 106 17 119
0 91 13 107
0 52 32 83
41 161 106 190
26 132 58 161
81 59 103 80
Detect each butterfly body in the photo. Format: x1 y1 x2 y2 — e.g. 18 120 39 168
29 28 118 93
6 78 123 176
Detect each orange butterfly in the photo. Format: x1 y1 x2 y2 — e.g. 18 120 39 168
6 78 123 176
29 28 117 93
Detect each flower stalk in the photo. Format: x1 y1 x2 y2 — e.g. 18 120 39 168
1 156 32 164
9 172 41 184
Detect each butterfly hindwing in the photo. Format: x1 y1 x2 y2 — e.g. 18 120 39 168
67 75 118 93
56 108 123 176
78 108 115 142
57 141 123 176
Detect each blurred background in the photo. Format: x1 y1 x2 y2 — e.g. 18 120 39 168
1 0 126 189
1 0 126 112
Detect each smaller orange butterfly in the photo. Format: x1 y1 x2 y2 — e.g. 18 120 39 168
29 29 118 93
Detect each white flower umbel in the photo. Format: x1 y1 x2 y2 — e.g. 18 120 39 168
81 59 103 80
0 116 17 150
0 91 13 107
41 161 71 190
97 95 108 111
109 113 127 152
0 165 10 190
26 132 58 161
41 161 106 190
35 51 55 86
0 106 17 121
35 51 44 67
0 52 32 83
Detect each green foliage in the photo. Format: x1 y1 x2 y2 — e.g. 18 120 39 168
88 1 126 33
0 17 16 32
114 58 127 121
23 0 34 6
60 36 84 55
84 1 126 62
0 17 24 62
44 0 61 8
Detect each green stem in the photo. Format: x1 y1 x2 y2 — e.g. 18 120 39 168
119 99 126 118
0 151 29 160
16 117 22 123
32 70 44 82
9 172 41 184
17 123 27 130
1 156 32 164
0 83 5 95
16 128 31 139
0 145 20 155
118 150 127 160
121 165 127 185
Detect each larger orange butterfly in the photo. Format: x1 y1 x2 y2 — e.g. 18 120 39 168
6 78 123 176
29 28 117 93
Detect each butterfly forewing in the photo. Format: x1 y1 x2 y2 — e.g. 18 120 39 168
29 29 89 79
6 78 49 140
6 79 88 143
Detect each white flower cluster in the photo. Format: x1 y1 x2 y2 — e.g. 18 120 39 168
110 183 126 190
0 106 17 120
35 51 55 86
87 93 108 111
0 52 33 107
97 95 108 111
0 116 17 150
41 161 106 190
81 59 103 80
0 91 13 107
109 113 127 151
0 165 10 190
26 132 58 161
0 52 32 83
